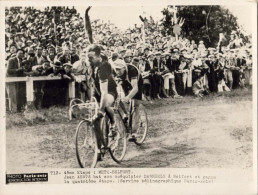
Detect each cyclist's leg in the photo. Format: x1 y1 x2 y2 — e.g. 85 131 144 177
91 90 103 154
131 99 140 133
128 100 133 130
101 93 115 125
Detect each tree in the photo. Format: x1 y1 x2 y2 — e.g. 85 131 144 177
161 6 250 47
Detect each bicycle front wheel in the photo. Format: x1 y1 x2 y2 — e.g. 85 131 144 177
109 115 127 163
75 120 98 168
133 104 148 145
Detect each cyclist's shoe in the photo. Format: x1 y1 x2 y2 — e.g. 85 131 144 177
128 134 136 142
97 153 102 161
123 115 128 126
108 123 117 137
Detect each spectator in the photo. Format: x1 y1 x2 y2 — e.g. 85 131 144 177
36 46 46 65
59 46 72 65
6 49 26 112
192 74 209 97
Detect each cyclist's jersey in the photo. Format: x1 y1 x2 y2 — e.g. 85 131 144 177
117 64 143 100
92 53 117 101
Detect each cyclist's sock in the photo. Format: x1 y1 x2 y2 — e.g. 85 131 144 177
110 122 116 130
105 107 115 124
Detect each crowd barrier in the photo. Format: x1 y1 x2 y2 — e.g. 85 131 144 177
5 76 77 111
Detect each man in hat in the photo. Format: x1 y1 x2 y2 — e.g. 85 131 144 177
153 51 166 98
23 47 37 70
32 59 53 109
72 52 92 101
62 62 74 83
6 49 26 112
144 52 160 100
171 48 183 98
70 47 80 64
6 44 17 61
206 54 219 92
36 45 46 65
59 46 72 65
143 47 150 58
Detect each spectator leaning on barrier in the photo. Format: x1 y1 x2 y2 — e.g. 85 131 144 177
72 52 92 101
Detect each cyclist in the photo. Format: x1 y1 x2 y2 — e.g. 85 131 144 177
112 58 143 141
87 44 118 160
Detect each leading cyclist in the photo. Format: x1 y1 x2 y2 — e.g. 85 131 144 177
87 44 118 160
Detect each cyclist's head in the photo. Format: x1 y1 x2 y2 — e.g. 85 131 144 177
87 44 102 66
132 57 140 67
112 59 126 77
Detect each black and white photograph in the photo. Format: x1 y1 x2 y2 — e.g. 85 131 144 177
1 0 257 194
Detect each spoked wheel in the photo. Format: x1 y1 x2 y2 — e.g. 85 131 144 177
109 116 127 163
75 120 98 168
133 104 148 145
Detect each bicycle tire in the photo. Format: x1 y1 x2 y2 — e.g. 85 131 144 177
100 116 109 147
75 120 98 168
109 115 127 163
133 104 148 145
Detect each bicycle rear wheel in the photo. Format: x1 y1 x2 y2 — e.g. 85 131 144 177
109 115 127 163
133 104 148 145
75 120 98 168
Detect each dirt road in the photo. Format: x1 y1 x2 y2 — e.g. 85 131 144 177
6 92 253 170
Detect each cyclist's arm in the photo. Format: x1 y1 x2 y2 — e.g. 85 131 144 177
126 78 138 99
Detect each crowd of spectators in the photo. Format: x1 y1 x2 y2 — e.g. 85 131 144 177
5 7 253 112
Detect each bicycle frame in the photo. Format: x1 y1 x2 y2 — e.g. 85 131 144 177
113 94 136 135
70 97 109 148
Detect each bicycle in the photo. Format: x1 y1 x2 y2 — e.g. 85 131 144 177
114 86 149 145
69 97 127 168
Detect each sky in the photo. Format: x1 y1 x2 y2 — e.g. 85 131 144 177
76 5 253 35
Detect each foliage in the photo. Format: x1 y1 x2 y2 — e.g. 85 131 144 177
161 6 250 47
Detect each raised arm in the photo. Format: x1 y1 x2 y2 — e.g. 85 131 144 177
85 6 93 44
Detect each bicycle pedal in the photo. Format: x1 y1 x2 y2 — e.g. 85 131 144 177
128 135 136 142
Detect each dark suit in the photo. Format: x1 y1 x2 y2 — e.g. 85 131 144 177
71 54 80 64
6 57 23 77
6 57 26 112
59 54 72 65
206 60 218 92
